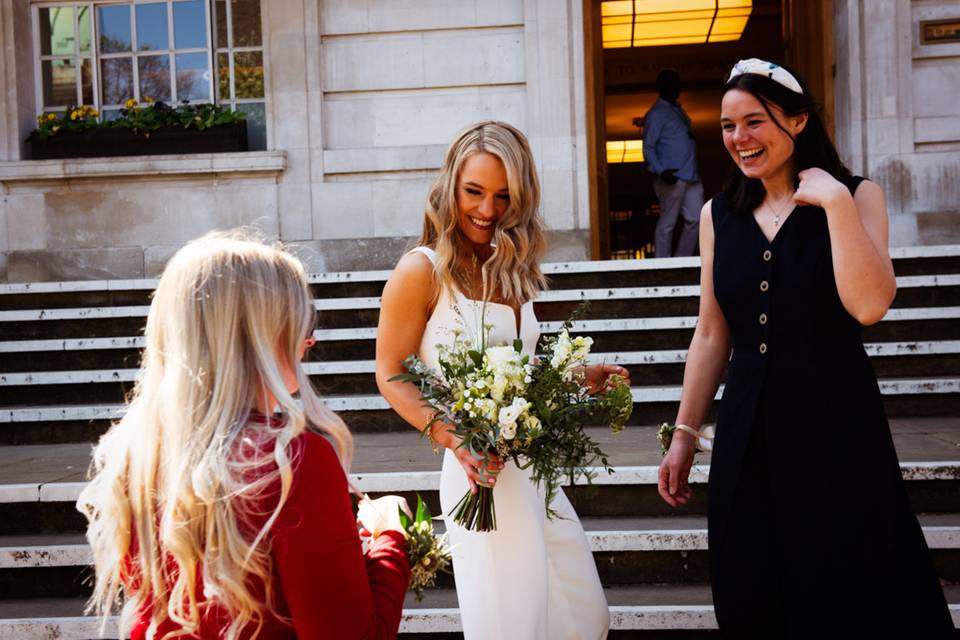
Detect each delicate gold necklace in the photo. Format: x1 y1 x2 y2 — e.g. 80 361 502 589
766 193 794 228
457 251 480 293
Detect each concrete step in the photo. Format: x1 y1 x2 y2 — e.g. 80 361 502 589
0 584 957 638
0 418 954 530
1 377 957 444
2 273 957 341
5 513 959 566
1 246 957 311
5 305 960 374
2 341 959 407
0 514 957 599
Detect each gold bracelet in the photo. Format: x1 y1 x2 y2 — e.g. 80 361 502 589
427 421 445 455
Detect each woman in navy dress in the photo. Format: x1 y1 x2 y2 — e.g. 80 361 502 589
657 59 952 635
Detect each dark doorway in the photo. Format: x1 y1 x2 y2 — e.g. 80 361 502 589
584 0 833 259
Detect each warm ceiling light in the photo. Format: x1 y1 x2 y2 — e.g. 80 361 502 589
601 0 753 48
606 140 644 163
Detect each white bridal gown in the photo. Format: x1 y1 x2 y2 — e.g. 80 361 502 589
410 247 609 640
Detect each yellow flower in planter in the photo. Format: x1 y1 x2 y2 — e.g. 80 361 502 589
70 111 79 120
143 95 155 104
125 98 138 109
47 113 57 121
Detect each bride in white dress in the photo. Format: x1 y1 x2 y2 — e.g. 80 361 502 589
375 121 628 639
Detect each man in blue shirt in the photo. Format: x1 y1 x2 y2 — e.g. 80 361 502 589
642 69 703 257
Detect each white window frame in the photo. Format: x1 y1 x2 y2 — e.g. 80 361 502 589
210 0 264 110
32 3 97 112
32 0 219 115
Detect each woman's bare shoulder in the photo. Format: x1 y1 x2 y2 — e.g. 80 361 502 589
383 250 435 307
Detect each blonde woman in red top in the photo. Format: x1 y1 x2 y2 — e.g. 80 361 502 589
78 230 410 639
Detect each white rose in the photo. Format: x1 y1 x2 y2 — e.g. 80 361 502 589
501 421 517 440
485 346 518 370
510 396 531 413
498 404 522 429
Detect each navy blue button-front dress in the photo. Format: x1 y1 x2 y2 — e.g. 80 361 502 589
706 175 952 635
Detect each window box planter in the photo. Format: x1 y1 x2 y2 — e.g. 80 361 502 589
28 123 248 160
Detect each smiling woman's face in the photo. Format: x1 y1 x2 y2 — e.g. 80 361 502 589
720 88 807 182
456 152 510 247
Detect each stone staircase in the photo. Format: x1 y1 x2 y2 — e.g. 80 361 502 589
0 246 958 638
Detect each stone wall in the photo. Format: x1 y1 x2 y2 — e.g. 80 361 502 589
3 0 956 282
0 0 592 282
0 153 285 281
834 0 960 246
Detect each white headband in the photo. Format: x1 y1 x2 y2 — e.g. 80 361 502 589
727 58 803 94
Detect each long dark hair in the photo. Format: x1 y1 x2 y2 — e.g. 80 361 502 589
722 62 850 214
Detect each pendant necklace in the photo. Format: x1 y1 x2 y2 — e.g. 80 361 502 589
767 193 794 228
458 251 480 293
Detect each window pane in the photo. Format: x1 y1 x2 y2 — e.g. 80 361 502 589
176 52 210 102
42 59 77 107
139 55 171 102
101 109 123 122
100 57 133 105
232 0 262 47
174 0 207 49
234 51 263 99
136 3 169 51
81 58 94 105
214 0 228 48
39 7 75 56
99 5 132 53
216 52 230 100
237 102 266 150
78 7 92 53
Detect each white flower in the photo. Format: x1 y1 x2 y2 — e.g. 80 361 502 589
498 406 521 431
498 397 530 426
550 342 571 370
523 414 541 435
551 330 593 372
491 374 509 402
485 346 518 370
501 421 517 440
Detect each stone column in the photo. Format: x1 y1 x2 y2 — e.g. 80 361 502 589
523 0 590 260
0 0 36 163
263 0 316 241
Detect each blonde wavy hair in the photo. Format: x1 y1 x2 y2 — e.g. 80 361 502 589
77 230 353 639
419 120 547 304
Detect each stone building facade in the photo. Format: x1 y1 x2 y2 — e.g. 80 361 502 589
0 0 957 282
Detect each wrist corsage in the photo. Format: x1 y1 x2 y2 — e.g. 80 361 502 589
657 422 715 456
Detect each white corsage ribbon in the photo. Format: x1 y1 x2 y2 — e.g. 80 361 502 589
676 423 715 452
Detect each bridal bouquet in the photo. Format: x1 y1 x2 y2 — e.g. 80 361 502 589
393 309 633 532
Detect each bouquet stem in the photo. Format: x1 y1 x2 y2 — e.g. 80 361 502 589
450 485 497 532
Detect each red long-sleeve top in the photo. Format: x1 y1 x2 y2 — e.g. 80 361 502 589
127 431 410 639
